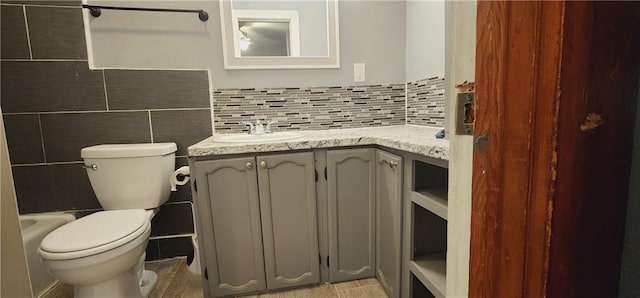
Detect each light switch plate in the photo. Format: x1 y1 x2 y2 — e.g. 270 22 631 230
354 63 366 82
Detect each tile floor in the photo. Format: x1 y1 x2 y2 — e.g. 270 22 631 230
42 258 388 298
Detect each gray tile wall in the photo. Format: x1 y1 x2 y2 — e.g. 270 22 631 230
213 84 406 133
0 1 209 259
407 77 446 127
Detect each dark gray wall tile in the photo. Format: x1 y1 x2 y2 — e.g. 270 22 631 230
169 157 192 203
51 163 101 209
0 61 106 113
158 236 193 258
1 5 30 59
145 239 160 261
151 109 211 156
40 112 151 162
3 114 44 164
12 165 54 213
1 1 81 6
151 202 194 237
12 163 100 214
104 70 209 110
145 237 193 260
25 6 86 59
72 209 100 218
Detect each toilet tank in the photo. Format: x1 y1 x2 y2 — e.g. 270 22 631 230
81 143 177 210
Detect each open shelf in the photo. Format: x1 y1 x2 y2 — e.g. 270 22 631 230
410 253 446 298
411 189 448 220
406 158 449 298
411 273 436 298
413 160 448 221
410 203 447 298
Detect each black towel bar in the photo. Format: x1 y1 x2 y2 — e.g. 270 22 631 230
81 4 209 22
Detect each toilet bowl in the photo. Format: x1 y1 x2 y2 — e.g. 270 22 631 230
39 210 151 298
39 143 178 298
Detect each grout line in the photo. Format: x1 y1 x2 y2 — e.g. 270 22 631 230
68 208 102 213
22 5 33 60
37 114 47 163
207 69 216 134
11 156 188 167
405 81 409 125
2 107 211 115
148 111 154 143
144 256 187 264
0 58 89 62
86 66 210 71
102 70 109 111
163 201 192 206
11 161 84 167
1 3 82 9
149 234 195 240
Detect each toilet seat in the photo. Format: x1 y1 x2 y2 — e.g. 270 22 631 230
40 210 149 260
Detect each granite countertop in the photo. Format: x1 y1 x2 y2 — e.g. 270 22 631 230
188 125 449 161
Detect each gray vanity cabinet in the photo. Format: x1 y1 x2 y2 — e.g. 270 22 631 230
194 157 267 298
376 150 403 298
326 149 377 282
256 152 321 290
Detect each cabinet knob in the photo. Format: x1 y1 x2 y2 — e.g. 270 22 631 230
246 162 253 170
260 161 267 169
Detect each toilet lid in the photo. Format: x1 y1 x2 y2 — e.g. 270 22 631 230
40 210 148 255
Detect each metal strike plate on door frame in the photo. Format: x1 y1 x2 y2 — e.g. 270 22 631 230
456 91 475 135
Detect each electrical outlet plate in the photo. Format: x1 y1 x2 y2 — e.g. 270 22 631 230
353 63 366 82
456 92 475 135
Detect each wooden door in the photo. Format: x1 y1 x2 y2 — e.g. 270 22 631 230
326 148 376 282
470 1 640 297
257 152 320 290
195 157 266 298
375 149 403 298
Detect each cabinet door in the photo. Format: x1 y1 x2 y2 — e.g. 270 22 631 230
195 158 266 298
327 149 376 282
376 150 403 298
257 152 320 290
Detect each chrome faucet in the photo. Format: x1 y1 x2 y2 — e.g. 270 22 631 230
242 119 278 135
266 120 278 133
241 121 255 134
254 120 265 135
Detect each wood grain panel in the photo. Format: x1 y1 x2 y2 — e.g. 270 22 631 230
470 1 507 296
471 1 640 297
547 2 640 297
470 1 563 296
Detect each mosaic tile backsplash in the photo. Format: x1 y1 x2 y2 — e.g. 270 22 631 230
213 84 407 133
407 77 446 127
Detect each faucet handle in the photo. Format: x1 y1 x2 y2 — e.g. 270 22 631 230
266 120 278 133
241 121 255 134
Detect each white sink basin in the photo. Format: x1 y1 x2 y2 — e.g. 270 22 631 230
214 132 303 143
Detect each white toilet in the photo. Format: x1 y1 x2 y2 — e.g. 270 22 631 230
38 143 178 298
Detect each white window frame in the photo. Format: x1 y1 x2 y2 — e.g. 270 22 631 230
219 0 340 69
232 9 301 57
